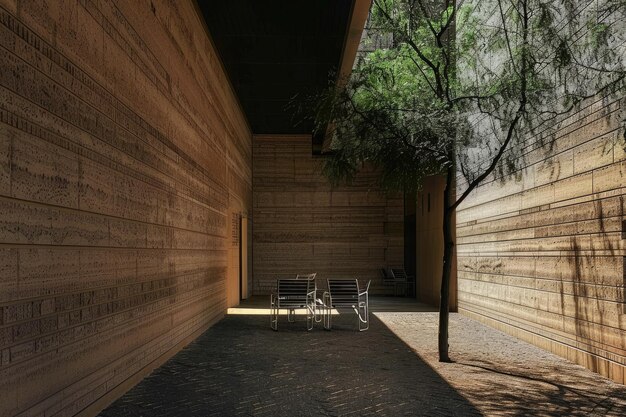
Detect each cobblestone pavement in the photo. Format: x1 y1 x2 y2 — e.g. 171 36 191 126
376 312 626 417
99 307 626 417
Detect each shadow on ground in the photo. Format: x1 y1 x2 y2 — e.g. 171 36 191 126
99 313 480 417
455 359 626 417
376 312 626 417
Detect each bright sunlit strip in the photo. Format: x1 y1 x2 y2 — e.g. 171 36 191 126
227 307 341 315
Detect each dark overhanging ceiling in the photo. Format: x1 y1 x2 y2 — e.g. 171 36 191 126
198 0 354 140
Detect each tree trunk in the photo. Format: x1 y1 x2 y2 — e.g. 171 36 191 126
438 167 455 362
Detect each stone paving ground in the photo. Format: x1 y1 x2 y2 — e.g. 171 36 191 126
377 312 626 417
99 299 626 417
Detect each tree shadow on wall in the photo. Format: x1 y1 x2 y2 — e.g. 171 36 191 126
565 196 624 377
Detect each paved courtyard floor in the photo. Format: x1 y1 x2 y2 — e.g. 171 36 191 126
99 298 626 416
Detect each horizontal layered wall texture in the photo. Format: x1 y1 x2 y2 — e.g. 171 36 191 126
253 134 403 295
0 0 252 416
456 95 626 383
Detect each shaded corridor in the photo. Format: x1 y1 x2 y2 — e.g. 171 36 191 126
99 299 626 416
99 303 478 416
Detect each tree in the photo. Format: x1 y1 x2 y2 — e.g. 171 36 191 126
311 0 626 362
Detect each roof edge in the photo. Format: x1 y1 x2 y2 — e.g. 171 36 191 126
321 0 371 153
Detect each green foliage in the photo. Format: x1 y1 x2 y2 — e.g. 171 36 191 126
312 0 625 200
308 0 624 362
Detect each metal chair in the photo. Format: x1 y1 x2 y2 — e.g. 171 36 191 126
323 279 370 331
391 268 415 297
381 267 401 296
296 273 321 322
270 278 316 331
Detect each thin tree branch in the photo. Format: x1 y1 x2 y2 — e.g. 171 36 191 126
497 0 520 77
404 37 446 98
450 108 523 212
415 0 439 39
374 0 446 98
451 0 531 212
407 54 439 95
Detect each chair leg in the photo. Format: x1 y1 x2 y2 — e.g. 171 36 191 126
271 306 278 331
323 293 332 330
288 308 296 322
307 304 314 331
323 304 331 330
356 295 369 331
358 303 369 331
314 299 323 323
270 295 278 331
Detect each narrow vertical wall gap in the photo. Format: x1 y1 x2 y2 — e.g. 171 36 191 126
623 256 626 314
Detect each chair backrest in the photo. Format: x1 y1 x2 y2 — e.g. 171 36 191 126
381 267 394 282
327 279 359 307
391 268 407 281
276 278 314 307
295 273 317 280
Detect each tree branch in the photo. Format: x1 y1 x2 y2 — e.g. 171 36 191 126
450 107 523 212
497 0 520 78
374 0 446 98
407 54 439 96
450 0 531 212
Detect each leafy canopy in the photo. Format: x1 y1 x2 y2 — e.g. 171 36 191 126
313 0 626 198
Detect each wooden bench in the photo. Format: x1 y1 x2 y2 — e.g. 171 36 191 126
323 279 370 331
270 278 316 330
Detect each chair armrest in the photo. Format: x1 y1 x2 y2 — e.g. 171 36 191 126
322 291 332 306
270 293 277 307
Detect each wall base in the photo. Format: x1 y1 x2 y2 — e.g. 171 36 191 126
76 312 224 417
460 307 625 385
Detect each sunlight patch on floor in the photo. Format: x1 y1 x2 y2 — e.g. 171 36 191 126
227 307 341 315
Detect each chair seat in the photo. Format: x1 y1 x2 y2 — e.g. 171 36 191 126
270 277 317 331
323 279 370 331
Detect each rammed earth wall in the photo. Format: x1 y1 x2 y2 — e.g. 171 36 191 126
0 0 252 415
456 95 626 383
252 134 404 295
455 0 626 385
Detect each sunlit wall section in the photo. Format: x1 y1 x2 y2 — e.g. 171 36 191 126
456 0 625 384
